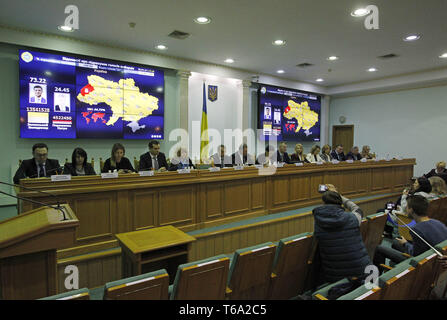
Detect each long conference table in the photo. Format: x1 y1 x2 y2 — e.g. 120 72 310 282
17 159 415 257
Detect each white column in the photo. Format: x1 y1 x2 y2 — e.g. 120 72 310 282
176 70 191 132
241 80 252 132
321 95 331 146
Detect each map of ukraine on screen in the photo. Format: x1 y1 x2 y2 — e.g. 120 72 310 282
19 49 165 139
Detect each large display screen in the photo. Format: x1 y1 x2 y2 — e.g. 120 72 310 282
19 49 164 139
258 84 321 142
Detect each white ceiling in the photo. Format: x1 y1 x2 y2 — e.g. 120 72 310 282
0 0 446 87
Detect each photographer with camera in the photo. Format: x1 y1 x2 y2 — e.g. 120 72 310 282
312 184 371 283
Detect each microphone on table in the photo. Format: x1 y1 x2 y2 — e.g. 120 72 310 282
0 189 69 221
388 210 443 257
28 166 65 179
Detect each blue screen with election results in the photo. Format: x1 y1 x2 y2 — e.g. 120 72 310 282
258 84 321 142
19 49 165 139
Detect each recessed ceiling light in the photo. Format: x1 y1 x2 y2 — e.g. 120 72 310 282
327 56 339 61
367 67 378 72
439 53 447 59
277 70 285 74
273 40 286 46
58 25 74 32
194 17 211 24
316 78 324 82
351 8 369 17
224 58 234 63
155 44 168 50
404 34 421 42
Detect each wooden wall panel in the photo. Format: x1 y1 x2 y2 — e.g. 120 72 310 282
251 178 266 210
272 176 290 205
203 184 223 219
159 187 195 227
131 190 157 231
289 174 311 202
224 181 250 215
72 195 115 243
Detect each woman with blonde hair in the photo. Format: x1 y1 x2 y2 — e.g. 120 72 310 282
320 144 333 162
429 176 447 197
306 145 323 163
102 143 135 173
361 145 374 159
290 143 309 163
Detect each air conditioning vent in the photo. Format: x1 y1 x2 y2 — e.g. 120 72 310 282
168 30 190 40
378 53 399 59
296 63 314 68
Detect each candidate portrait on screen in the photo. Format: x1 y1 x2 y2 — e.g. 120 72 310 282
264 106 272 119
29 84 47 104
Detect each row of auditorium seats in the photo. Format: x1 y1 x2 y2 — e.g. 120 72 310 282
313 239 447 300
39 212 389 300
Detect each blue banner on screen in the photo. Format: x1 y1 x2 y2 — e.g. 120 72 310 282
19 49 164 139
258 85 321 142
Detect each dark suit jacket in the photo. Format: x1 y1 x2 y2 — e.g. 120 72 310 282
102 157 135 173
330 150 346 161
424 168 447 179
290 153 310 163
139 152 168 171
13 158 62 184
346 152 362 161
63 163 96 176
276 151 291 164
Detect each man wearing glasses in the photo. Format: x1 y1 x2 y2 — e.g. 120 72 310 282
13 143 62 184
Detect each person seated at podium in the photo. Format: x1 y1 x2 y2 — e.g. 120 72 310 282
330 144 346 161
13 143 62 184
63 147 96 176
102 143 135 173
320 144 333 162
169 148 195 170
306 145 324 163
361 145 375 159
276 142 291 164
346 146 362 161
139 140 168 172
256 145 276 165
232 143 255 166
290 143 309 163
210 145 232 168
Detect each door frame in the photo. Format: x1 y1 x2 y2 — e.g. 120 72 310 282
332 125 354 149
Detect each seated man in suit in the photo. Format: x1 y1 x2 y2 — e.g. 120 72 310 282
346 146 362 161
232 143 255 166
330 144 346 161
210 145 232 168
276 142 291 164
257 145 276 165
139 140 168 172
13 143 62 184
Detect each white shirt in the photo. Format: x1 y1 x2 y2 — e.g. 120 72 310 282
306 153 323 163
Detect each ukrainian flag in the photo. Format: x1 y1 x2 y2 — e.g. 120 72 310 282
200 82 209 162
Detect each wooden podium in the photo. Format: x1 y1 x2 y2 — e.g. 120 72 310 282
0 204 79 300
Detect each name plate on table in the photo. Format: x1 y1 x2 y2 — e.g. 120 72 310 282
255 164 263 169
316 161 324 165
177 168 191 174
234 165 244 171
295 162 303 166
346 160 354 164
360 158 367 163
101 172 119 179
276 162 285 168
209 167 221 172
51 174 71 182
374 158 380 162
331 160 340 164
397 156 403 160
139 170 154 177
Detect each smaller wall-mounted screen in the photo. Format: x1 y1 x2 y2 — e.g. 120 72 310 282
258 84 321 142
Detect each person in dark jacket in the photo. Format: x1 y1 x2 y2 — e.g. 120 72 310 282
424 161 447 184
346 146 362 161
276 142 291 164
102 143 135 173
139 140 168 171
374 195 447 266
63 147 96 176
312 184 371 283
13 143 62 184
330 145 346 161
